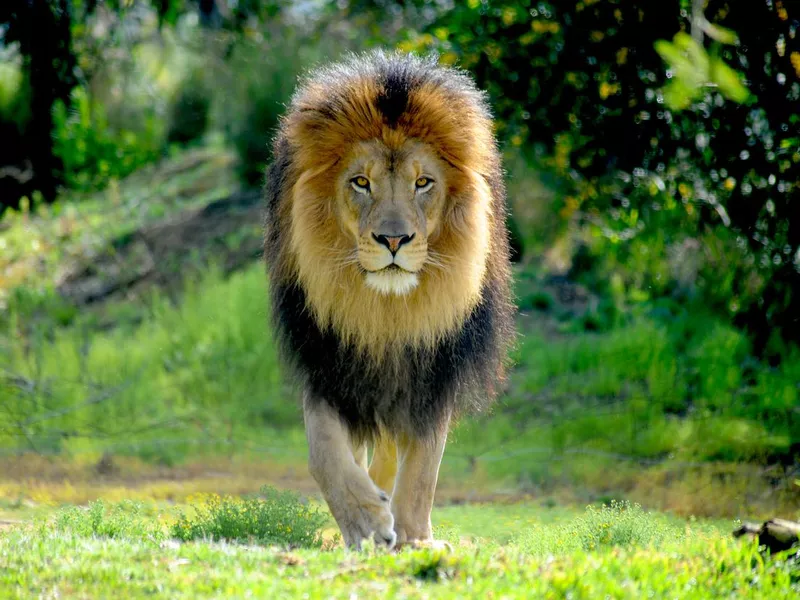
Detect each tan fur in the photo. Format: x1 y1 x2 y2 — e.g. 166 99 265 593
389 426 449 546
304 393 396 549
368 436 398 494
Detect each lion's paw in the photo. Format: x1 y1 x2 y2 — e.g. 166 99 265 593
337 483 396 550
394 538 453 553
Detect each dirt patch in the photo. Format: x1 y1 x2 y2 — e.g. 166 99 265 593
56 189 263 307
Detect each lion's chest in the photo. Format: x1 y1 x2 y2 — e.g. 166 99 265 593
273 279 498 438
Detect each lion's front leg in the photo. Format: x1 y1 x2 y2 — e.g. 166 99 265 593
391 423 449 549
303 392 396 549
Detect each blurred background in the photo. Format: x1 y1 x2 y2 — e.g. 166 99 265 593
0 0 798 518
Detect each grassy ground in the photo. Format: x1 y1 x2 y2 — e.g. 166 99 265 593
3 260 799 518
0 144 238 306
1 493 797 599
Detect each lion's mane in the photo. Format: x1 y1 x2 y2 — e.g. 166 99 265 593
264 51 515 440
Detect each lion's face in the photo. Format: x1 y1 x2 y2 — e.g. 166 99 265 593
335 139 449 296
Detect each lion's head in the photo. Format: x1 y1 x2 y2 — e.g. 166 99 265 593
265 51 511 358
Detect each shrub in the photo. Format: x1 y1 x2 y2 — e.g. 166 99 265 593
166 69 211 147
52 87 164 191
49 500 166 542
171 486 329 549
570 501 673 552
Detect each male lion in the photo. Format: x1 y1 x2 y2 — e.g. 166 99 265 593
264 51 514 549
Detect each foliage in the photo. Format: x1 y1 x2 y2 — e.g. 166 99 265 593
216 21 357 186
172 486 329 548
654 30 749 110
222 35 304 186
0 58 30 128
1 264 292 462
166 69 212 147
52 87 164 191
498 275 798 464
408 0 800 348
565 500 672 551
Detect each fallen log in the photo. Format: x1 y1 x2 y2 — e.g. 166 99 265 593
733 519 800 553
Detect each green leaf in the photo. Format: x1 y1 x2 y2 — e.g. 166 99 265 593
672 32 709 77
654 40 704 87
704 24 738 45
710 58 750 104
662 79 697 111
654 40 690 72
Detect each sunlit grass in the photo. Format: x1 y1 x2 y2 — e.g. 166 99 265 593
2 499 796 599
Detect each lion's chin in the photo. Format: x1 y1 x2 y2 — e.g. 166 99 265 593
364 269 419 296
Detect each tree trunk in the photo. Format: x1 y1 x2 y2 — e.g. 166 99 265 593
2 0 76 205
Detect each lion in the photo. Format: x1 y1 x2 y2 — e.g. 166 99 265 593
263 50 514 549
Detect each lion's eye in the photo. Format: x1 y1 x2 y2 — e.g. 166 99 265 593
351 176 370 193
415 177 434 193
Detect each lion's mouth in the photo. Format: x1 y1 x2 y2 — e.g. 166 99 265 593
364 266 419 295
367 263 411 274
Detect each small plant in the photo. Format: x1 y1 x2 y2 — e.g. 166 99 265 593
49 500 166 542
569 500 673 551
171 485 329 549
515 500 678 556
409 549 460 582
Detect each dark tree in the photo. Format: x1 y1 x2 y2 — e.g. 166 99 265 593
420 0 800 349
1 0 75 209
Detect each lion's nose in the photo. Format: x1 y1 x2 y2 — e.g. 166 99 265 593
372 232 415 255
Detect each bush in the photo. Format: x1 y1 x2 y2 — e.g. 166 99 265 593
221 36 306 187
570 501 674 552
52 87 164 191
172 486 330 549
166 69 211 147
515 501 677 556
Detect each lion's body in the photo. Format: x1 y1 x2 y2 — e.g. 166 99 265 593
264 52 514 441
263 51 514 548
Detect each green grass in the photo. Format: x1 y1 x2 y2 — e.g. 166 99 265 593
2 264 297 462
1 499 797 598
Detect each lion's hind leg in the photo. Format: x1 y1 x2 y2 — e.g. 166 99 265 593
368 434 397 495
303 393 396 549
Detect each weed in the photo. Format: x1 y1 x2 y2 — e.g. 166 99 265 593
514 501 679 556
47 499 166 542
409 550 460 582
171 486 329 549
